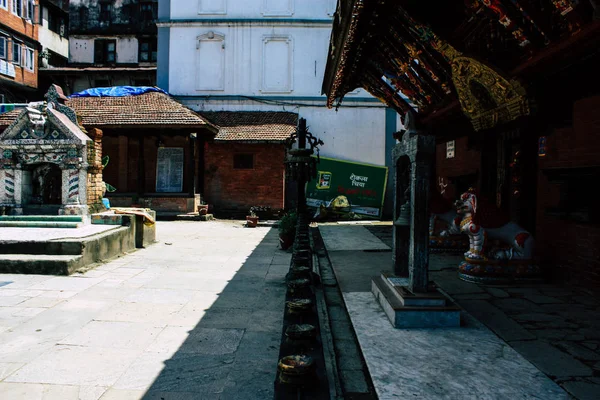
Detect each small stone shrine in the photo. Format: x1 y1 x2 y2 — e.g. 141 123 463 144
0 86 101 216
372 112 460 328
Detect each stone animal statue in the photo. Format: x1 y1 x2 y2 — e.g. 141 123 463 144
455 188 534 261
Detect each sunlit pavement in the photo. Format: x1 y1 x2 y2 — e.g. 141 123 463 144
0 220 290 399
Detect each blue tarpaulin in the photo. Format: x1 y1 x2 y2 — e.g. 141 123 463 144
69 86 168 98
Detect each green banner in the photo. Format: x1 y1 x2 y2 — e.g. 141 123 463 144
306 156 388 218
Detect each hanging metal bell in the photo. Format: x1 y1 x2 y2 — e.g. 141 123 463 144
394 201 411 226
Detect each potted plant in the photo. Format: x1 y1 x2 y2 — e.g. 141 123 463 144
246 206 259 227
278 210 297 250
197 202 209 215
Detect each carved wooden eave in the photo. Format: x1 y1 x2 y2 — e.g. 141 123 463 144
323 0 596 129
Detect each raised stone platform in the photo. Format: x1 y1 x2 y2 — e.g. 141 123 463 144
0 220 138 275
372 272 461 328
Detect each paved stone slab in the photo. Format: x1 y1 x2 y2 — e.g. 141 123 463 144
344 292 567 399
95 301 184 325
4 345 140 386
562 381 600 400
459 300 536 342
328 251 392 292
319 225 390 251
510 340 593 377
144 354 233 395
431 270 486 295
557 342 600 361
0 221 284 399
58 320 164 350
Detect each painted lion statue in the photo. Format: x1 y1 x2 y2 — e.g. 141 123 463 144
456 188 534 261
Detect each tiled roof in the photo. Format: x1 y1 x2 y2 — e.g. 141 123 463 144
0 110 22 130
66 92 213 129
200 111 298 142
0 92 214 131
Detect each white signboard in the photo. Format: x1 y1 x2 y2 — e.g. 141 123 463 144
156 147 184 192
0 59 16 78
446 140 455 159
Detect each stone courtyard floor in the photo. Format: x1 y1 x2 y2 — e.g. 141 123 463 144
0 221 289 399
367 225 600 400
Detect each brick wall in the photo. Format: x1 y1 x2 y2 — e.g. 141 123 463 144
536 96 600 290
204 142 286 212
0 3 39 91
86 128 104 207
435 136 481 200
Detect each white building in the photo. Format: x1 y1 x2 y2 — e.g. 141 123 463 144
157 0 399 216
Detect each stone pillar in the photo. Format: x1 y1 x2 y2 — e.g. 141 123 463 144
408 150 434 293
5 168 23 215
390 113 435 294
392 155 410 277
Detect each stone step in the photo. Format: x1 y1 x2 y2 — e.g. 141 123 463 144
0 215 83 223
0 240 83 256
371 275 461 328
0 254 83 275
0 221 81 228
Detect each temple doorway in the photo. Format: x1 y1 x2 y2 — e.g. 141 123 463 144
23 163 62 205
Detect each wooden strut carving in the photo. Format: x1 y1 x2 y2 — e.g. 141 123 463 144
434 40 531 131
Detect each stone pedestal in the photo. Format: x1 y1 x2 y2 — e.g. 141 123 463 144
371 272 460 328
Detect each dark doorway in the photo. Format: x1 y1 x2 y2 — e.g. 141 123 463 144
30 164 62 205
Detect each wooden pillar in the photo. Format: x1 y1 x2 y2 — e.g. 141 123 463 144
188 134 196 196
137 135 145 196
197 138 205 196
118 135 128 191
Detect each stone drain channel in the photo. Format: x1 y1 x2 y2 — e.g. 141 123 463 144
311 226 378 399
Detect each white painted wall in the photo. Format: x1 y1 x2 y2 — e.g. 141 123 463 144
181 98 387 166
171 0 337 20
69 38 94 63
116 37 139 63
163 0 388 170
38 7 69 59
168 24 361 98
69 36 139 64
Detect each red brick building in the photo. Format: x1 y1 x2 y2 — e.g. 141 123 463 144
324 1 600 290
0 0 39 102
0 92 298 217
200 112 298 215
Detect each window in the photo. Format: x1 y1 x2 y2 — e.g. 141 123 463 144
139 38 157 62
11 0 32 19
12 0 22 16
99 2 112 22
23 47 34 71
94 39 116 64
0 0 7 10
233 154 254 169
12 42 21 65
0 37 6 59
26 0 34 20
48 9 66 36
140 2 157 21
